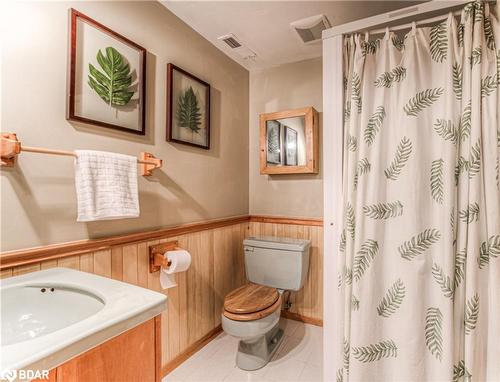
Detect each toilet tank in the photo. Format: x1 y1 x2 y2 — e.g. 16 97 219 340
243 236 310 291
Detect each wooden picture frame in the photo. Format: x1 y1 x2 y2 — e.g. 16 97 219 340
259 106 319 175
67 8 147 135
166 63 211 150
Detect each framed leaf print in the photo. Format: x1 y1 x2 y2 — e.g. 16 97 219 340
67 9 146 135
167 63 211 149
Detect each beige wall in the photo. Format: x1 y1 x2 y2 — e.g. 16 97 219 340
249 58 323 218
1 1 249 251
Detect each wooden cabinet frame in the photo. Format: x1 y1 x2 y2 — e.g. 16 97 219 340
259 106 319 175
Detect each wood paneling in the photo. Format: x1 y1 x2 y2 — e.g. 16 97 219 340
0 217 323 374
0 215 249 269
248 221 323 321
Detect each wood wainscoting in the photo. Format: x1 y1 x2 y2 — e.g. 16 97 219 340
248 219 323 324
0 215 323 376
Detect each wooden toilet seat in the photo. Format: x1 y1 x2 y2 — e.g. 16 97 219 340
223 283 282 321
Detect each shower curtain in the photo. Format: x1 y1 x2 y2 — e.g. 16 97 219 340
335 2 499 381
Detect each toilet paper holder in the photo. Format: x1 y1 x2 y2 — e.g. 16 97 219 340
149 240 179 273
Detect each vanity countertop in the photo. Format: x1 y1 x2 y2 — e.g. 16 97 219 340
1 267 166 375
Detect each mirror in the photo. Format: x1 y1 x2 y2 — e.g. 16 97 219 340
260 107 318 174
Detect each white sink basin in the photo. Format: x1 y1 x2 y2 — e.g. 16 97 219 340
1 268 166 378
1 284 105 346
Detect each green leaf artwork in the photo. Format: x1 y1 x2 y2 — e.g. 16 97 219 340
351 295 360 311
404 88 444 117
374 66 406 88
454 249 467 289
399 229 441 260
351 73 362 114
453 360 472 382
464 294 479 335
468 140 481 179
425 307 443 361
343 339 350 375
352 339 397 362
176 87 202 135
478 235 500 268
453 63 463 100
364 106 386 145
384 137 412 180
481 75 499 98
363 201 403 219
347 134 357 152
353 239 379 281
377 279 405 317
88 47 135 107
458 202 480 223
469 47 482 66
346 202 356 239
431 263 455 299
353 158 371 190
454 156 469 185
433 119 459 144
430 21 448 63
484 17 495 50
430 158 444 204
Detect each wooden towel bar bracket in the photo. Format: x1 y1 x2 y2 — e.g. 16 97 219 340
149 241 179 273
0 132 162 176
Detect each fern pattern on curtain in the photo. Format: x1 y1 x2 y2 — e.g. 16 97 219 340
335 2 499 381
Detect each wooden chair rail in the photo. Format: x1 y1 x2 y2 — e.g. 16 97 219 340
0 215 324 270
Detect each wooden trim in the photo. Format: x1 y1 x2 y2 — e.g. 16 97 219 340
161 325 223 376
67 8 147 135
250 215 323 226
281 310 323 327
259 106 319 175
0 215 249 269
154 315 162 382
0 215 324 270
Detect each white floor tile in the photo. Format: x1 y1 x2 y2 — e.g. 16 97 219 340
298 364 323 382
164 319 323 382
280 318 301 337
262 357 308 382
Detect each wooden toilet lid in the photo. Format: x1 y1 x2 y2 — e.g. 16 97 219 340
224 283 279 314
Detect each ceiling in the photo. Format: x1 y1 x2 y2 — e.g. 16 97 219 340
161 1 423 71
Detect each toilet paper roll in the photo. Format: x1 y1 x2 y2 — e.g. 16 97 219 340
160 250 191 289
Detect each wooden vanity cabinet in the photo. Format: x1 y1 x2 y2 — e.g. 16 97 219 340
33 316 161 382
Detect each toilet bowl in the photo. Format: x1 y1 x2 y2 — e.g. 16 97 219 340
221 236 311 371
221 283 284 370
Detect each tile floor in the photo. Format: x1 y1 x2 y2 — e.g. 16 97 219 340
163 318 323 382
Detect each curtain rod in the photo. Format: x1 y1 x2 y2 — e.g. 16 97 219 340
368 10 462 36
323 0 475 39
0 132 163 176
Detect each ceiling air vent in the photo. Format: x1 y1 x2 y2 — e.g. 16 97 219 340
219 34 242 49
291 14 331 44
217 33 257 60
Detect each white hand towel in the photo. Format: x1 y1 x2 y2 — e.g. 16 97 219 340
74 150 140 222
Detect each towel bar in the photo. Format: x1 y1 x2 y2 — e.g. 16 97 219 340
0 132 162 176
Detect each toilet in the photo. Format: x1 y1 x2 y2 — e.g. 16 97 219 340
221 236 310 371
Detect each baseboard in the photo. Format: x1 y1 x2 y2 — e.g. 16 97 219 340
161 325 223 377
281 310 323 327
